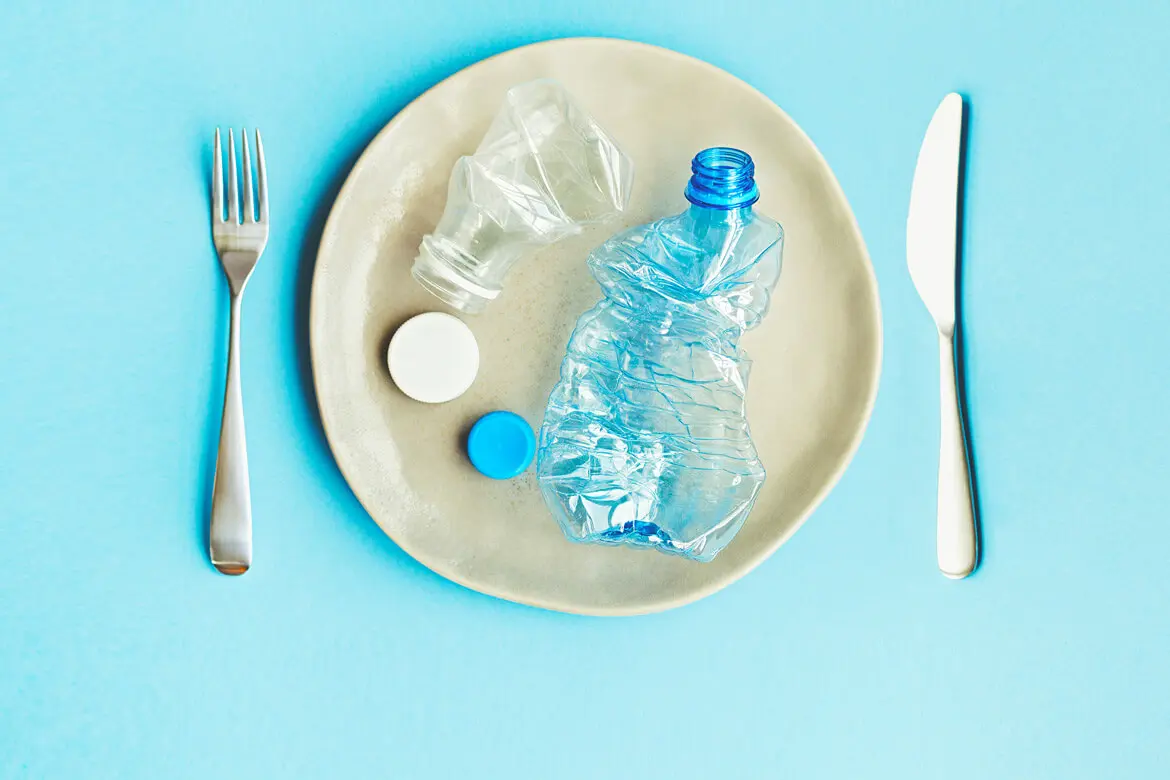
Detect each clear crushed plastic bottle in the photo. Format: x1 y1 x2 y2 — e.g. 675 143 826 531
412 80 633 313
537 148 784 562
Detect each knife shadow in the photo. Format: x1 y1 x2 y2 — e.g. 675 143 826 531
954 94 984 574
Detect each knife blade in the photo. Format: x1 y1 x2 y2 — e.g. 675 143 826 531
907 93 979 579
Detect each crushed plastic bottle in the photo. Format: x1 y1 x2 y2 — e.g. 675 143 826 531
412 80 633 313
537 147 784 562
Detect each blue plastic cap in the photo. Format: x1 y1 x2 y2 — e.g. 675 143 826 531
467 411 536 480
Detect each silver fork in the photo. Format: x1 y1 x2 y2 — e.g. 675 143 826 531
209 128 268 575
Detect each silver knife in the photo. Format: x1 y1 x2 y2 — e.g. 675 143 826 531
907 93 979 579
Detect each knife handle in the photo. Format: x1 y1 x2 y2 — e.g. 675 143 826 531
937 331 979 578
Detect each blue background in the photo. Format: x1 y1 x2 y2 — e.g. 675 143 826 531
2 1 1168 777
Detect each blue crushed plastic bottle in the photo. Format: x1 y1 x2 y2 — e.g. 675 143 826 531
537 147 784 562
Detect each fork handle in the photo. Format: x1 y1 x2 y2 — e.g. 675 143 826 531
210 293 252 575
937 331 978 579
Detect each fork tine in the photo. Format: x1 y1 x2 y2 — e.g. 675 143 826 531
255 129 268 223
241 128 255 223
212 128 223 222
227 128 239 224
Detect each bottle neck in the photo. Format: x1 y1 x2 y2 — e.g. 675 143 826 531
684 147 759 210
686 202 752 228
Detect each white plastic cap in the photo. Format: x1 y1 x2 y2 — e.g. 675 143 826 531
387 312 479 404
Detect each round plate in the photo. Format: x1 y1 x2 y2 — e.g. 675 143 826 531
310 38 881 615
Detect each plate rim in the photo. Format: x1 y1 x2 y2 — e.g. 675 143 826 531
309 36 884 615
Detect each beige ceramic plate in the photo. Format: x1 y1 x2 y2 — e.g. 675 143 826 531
310 38 881 615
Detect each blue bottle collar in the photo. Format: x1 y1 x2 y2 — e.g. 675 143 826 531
684 147 760 210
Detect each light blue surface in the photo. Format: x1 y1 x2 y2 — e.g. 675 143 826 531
1 1 1168 777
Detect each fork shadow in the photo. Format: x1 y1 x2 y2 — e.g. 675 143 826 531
196 131 224 571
